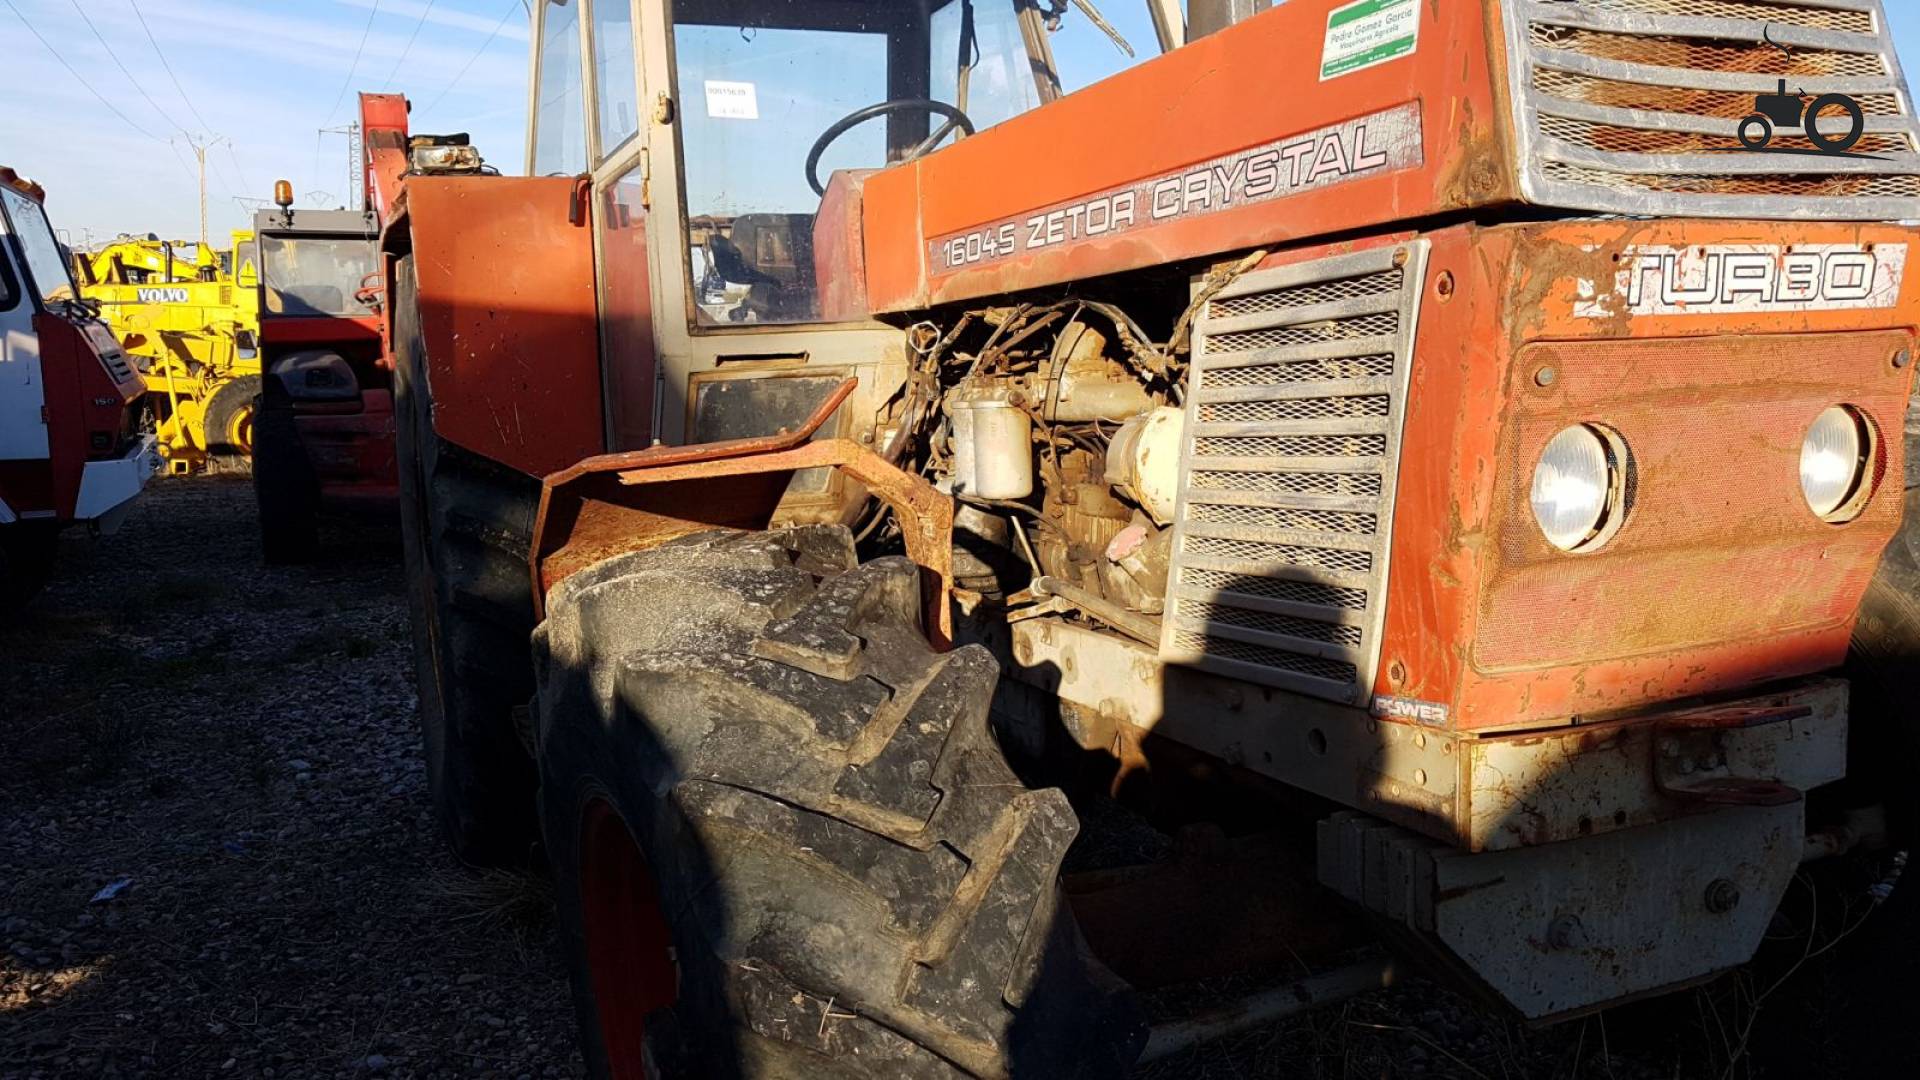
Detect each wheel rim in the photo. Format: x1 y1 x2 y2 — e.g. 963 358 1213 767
579 797 678 1079
228 404 254 456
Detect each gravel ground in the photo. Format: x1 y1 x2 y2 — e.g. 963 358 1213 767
1 477 580 1078
3 476 1914 1079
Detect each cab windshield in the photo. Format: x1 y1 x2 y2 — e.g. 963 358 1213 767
668 0 1162 326
260 235 377 317
0 186 78 304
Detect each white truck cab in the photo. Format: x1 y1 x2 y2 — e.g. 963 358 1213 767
0 167 159 608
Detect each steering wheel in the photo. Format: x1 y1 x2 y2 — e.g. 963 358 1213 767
806 99 976 196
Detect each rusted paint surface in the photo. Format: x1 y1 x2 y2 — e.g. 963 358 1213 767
857 0 1513 312
531 417 953 648
357 92 409 221
1464 679 1846 852
1378 218 1920 732
544 378 854 483
404 176 604 478
811 169 876 324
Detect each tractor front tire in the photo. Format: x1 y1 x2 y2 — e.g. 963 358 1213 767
252 384 321 565
534 527 1144 1079
204 373 261 469
393 253 543 867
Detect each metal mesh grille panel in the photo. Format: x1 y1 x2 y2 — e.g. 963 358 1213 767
1177 600 1367 646
1197 396 1391 424
1530 26 1886 76
1207 269 1403 319
1205 355 1395 387
1193 434 1385 458
1169 630 1360 684
1185 536 1373 573
1191 469 1383 498
1164 245 1425 703
1207 312 1400 355
1190 502 1378 535
1532 68 1903 120
1540 160 1920 198
1179 567 1371 611
1504 0 1920 219
1538 113 1914 157
1575 0 1872 31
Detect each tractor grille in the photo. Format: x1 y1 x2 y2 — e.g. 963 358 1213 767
1160 245 1426 705
1500 0 1920 220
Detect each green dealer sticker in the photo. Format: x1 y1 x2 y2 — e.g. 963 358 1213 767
1320 0 1421 81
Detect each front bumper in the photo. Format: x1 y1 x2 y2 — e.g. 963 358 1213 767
73 434 161 531
1005 617 1848 1021
1008 617 1847 852
288 390 398 505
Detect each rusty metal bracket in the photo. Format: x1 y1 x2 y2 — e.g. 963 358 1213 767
529 378 954 647
1652 705 1812 807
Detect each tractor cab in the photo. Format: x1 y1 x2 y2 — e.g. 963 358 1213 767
525 0 1174 454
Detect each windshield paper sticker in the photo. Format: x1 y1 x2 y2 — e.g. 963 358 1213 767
704 80 759 120
1575 244 1907 318
1322 0 1420 81
928 102 1422 277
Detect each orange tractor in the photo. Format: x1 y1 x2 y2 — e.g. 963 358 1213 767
379 1 1920 1075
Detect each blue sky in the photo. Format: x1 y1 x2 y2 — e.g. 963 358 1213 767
1 0 528 245
5 2 1920 247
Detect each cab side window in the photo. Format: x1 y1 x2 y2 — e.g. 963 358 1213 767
533 0 588 175
0 227 20 312
592 0 641 159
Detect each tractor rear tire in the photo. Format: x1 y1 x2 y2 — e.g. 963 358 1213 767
252 384 321 565
393 253 543 868
204 374 260 468
534 527 1144 1079
0 522 60 614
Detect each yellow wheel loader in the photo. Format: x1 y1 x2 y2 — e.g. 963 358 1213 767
74 233 261 472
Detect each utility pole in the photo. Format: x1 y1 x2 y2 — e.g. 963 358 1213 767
319 123 364 210
173 134 231 252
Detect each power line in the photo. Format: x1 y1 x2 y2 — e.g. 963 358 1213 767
422 0 520 116
225 142 257 199
124 0 248 202
68 0 189 137
3 0 169 146
127 0 214 132
380 0 436 89
322 0 384 126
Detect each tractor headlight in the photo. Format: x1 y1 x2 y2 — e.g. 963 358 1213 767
1531 424 1629 552
1799 405 1872 522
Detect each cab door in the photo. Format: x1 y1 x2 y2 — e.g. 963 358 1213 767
0 195 52 475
